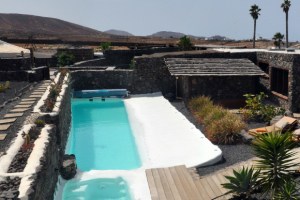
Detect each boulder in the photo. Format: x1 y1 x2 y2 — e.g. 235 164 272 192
270 115 284 125
60 154 77 180
239 129 254 144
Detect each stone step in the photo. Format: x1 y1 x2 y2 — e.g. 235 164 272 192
19 101 35 105
32 92 44 95
0 134 7 140
0 118 17 124
4 113 23 118
0 124 11 131
21 98 37 102
15 104 32 109
29 95 42 98
10 108 28 113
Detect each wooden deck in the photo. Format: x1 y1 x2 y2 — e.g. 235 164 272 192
146 147 300 200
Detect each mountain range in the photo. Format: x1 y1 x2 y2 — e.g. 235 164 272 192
0 13 230 41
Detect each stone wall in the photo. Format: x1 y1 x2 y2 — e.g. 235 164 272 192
0 66 49 81
27 126 59 200
27 83 72 200
71 70 135 92
256 52 300 111
70 51 258 98
0 57 31 71
103 47 180 68
180 76 259 107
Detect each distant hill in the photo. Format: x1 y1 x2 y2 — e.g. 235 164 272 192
150 31 186 39
0 13 106 38
105 29 134 36
150 31 205 40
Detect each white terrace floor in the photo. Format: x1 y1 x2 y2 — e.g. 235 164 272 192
125 92 222 169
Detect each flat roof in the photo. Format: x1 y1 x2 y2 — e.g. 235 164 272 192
166 58 265 76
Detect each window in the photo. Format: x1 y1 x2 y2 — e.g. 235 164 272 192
258 62 269 74
271 67 288 96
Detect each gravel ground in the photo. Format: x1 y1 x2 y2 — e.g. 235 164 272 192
0 81 31 106
170 100 255 176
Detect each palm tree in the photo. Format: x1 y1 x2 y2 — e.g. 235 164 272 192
273 32 285 49
281 0 291 48
249 4 261 48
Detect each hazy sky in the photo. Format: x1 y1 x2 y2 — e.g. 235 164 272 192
2 0 300 41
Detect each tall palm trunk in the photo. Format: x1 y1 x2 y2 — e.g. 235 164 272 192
253 19 256 48
286 12 289 48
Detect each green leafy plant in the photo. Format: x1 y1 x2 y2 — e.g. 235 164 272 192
275 180 300 200
222 166 260 199
100 42 112 51
34 119 45 127
21 131 33 151
242 92 284 122
252 132 297 197
0 81 10 93
57 52 75 67
178 35 193 51
129 59 136 69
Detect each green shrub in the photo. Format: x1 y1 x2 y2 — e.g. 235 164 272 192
206 113 245 144
188 96 245 144
0 81 10 93
222 166 260 199
243 92 285 122
178 36 193 51
57 52 75 67
203 106 228 126
34 119 45 127
252 132 297 197
188 96 213 121
100 42 111 51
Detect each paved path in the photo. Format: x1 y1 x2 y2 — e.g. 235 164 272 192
0 80 51 154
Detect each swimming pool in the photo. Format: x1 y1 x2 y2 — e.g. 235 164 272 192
67 98 141 171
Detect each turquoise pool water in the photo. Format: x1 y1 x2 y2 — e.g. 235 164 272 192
62 177 131 200
67 98 141 171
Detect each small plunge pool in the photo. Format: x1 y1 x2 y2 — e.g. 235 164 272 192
62 177 131 200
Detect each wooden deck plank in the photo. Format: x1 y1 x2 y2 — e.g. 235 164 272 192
158 168 175 200
145 170 159 200
205 175 225 199
152 168 168 200
174 166 202 200
201 178 219 199
169 167 189 200
194 179 213 199
163 168 182 200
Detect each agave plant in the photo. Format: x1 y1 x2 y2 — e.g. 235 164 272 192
222 166 260 198
275 180 300 200
252 132 297 197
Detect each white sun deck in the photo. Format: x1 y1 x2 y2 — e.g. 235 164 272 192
125 92 222 169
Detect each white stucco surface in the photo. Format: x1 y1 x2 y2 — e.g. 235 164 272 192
125 92 222 168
